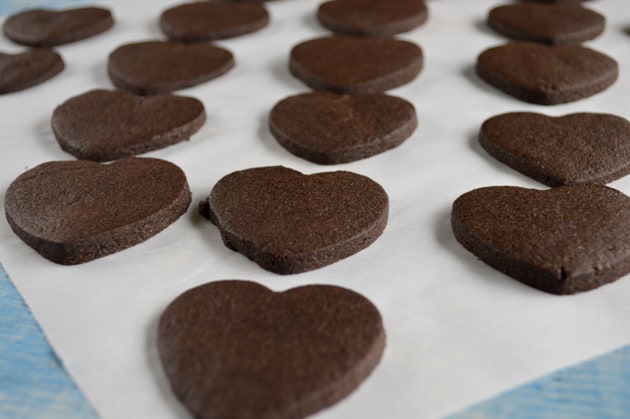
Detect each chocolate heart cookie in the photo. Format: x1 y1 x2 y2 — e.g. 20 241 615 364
522 0 589 3
476 41 618 104
480 112 630 186
269 91 417 164
3 6 114 47
487 3 605 45
160 1 269 41
5 158 191 264
199 166 388 274
290 35 423 94
0 49 64 94
158 280 385 419
451 184 630 294
52 89 206 161
317 0 428 36
108 41 234 95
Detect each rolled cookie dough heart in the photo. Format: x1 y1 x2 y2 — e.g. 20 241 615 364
479 112 630 186
269 91 417 164
52 89 206 161
158 280 385 419
475 41 618 104
108 41 234 95
199 166 388 274
4 157 191 264
451 184 630 294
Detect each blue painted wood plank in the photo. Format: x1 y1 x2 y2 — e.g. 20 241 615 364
449 345 630 419
0 264 97 419
0 0 87 15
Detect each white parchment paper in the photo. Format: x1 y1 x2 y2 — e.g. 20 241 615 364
2 1 630 418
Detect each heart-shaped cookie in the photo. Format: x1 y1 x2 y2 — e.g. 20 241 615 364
160 1 269 41
0 49 64 94
522 0 588 3
317 0 428 36
108 41 234 95
487 4 605 45
52 89 206 161
269 91 417 164
158 280 385 419
451 184 630 294
290 35 423 94
476 41 618 104
3 6 114 47
4 158 191 264
480 112 630 186
199 166 388 274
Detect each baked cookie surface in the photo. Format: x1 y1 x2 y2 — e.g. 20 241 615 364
52 89 206 161
5 158 191 264
290 35 423 94
487 3 604 45
269 91 417 164
452 184 630 294
108 41 234 95
158 280 386 419
317 0 428 36
479 112 630 186
476 41 618 104
3 6 114 47
160 1 269 42
200 166 389 274
0 49 64 94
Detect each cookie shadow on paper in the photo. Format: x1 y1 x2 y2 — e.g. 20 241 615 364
35 116 72 159
467 129 513 176
269 57 308 91
461 64 499 96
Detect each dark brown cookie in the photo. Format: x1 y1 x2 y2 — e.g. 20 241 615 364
269 91 417 164
108 41 234 95
317 0 428 36
487 4 605 45
199 166 388 274
51 89 206 161
4 158 191 264
289 35 423 94
3 7 114 47
158 280 385 419
521 0 589 3
480 112 630 186
160 1 269 42
0 49 64 94
451 184 630 294
476 41 618 105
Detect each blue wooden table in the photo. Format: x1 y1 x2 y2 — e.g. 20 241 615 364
0 0 87 15
451 345 630 419
0 265 96 419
